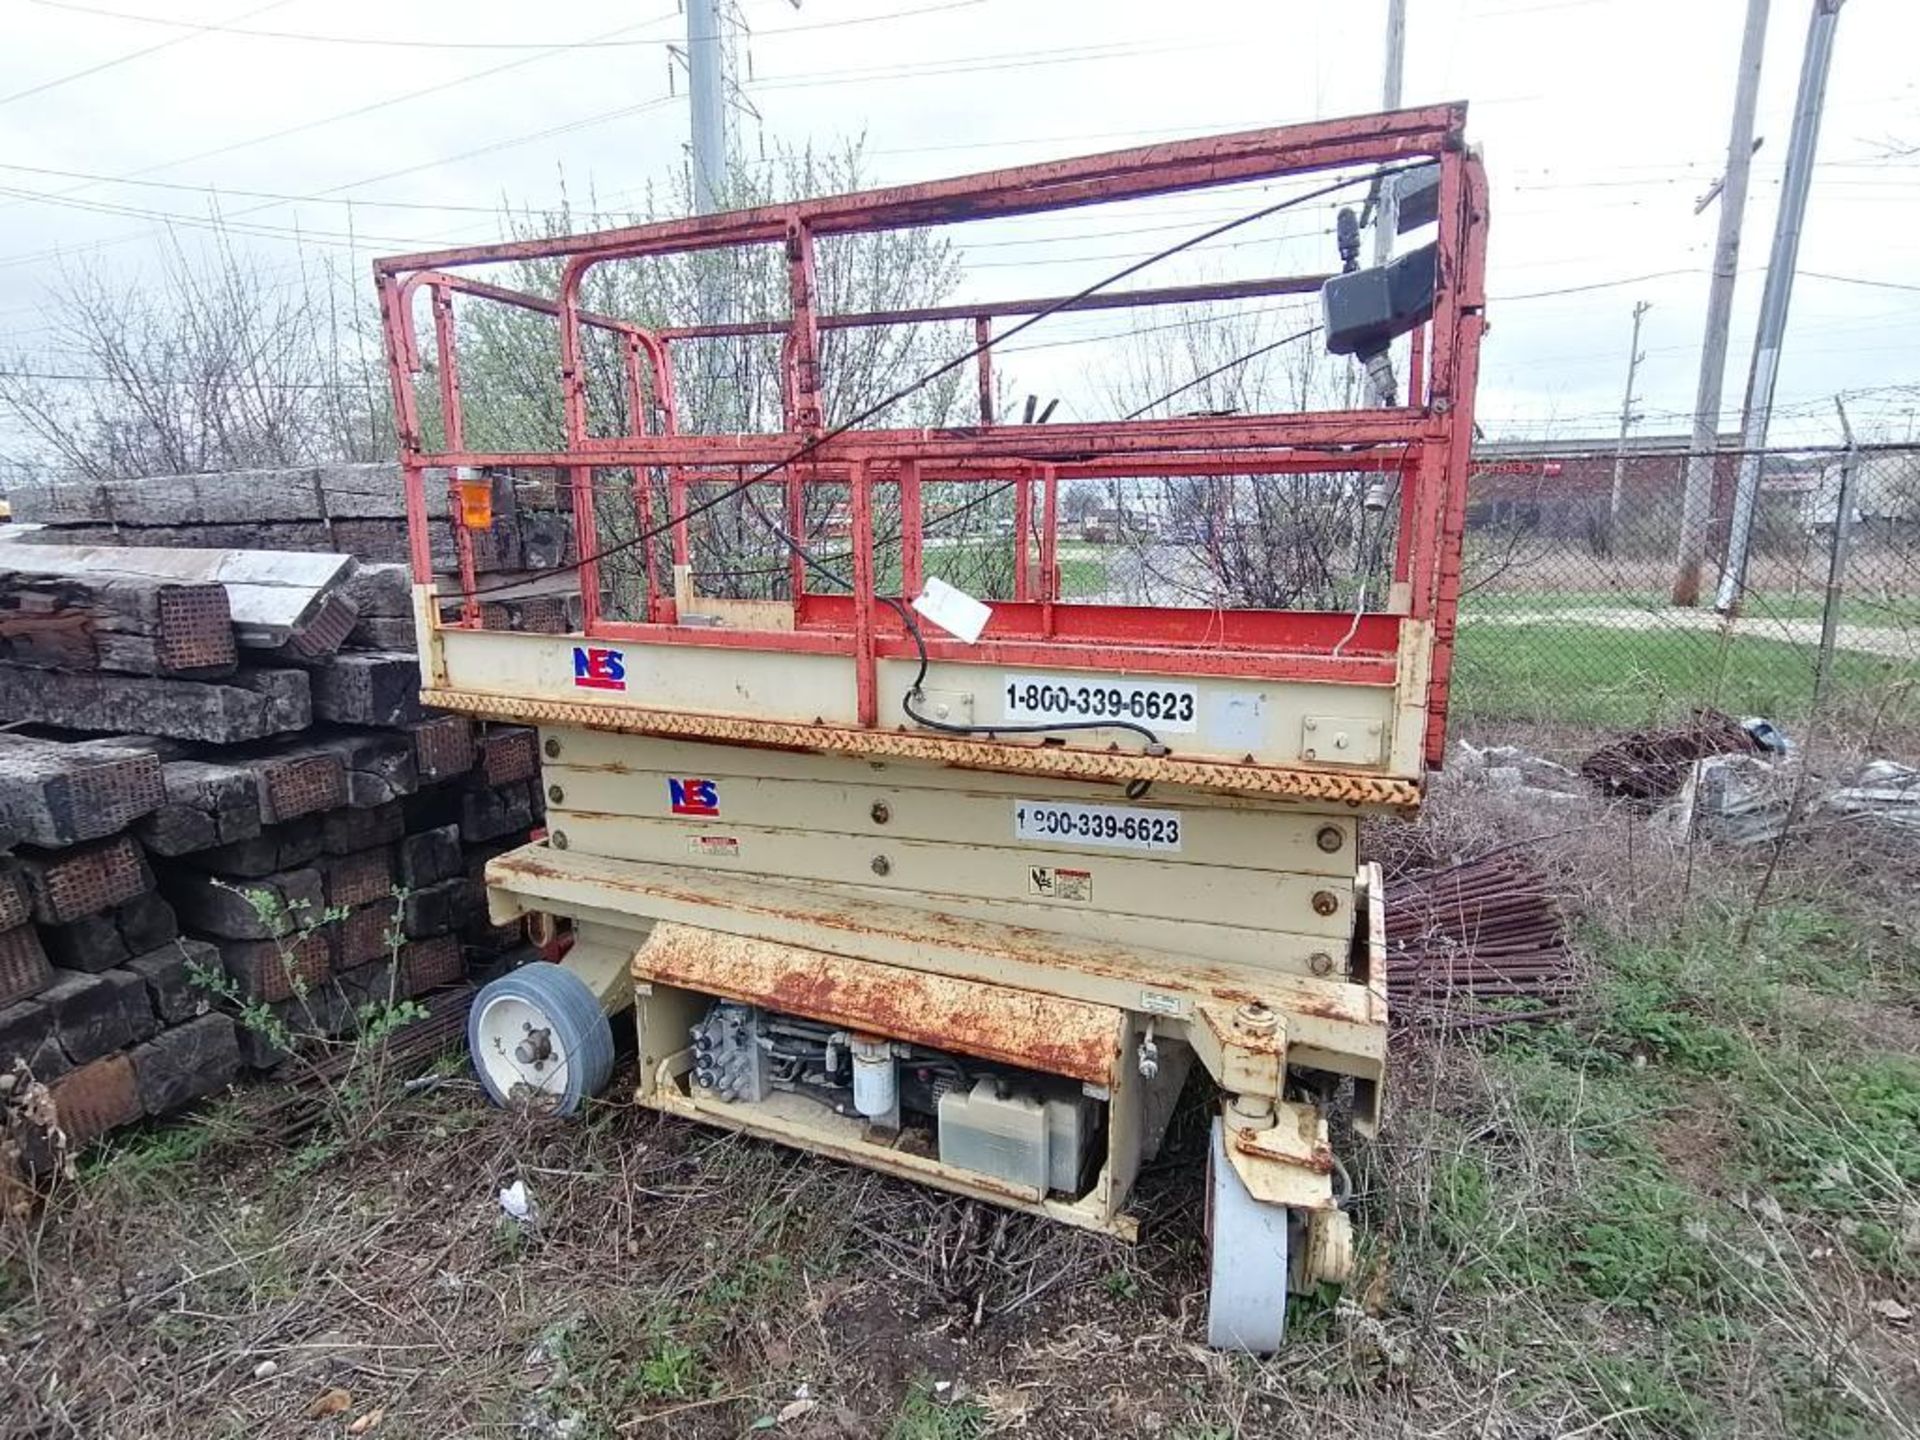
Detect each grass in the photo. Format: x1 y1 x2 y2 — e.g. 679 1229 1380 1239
890 1378 986 1440
1465 587 1920 628
1450 619 1917 727
1391 859 1920 1434
5 748 1917 1437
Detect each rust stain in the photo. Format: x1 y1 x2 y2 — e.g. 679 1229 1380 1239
499 847 1375 1025
423 686 1423 811
1230 1117 1335 1176
636 923 1120 1085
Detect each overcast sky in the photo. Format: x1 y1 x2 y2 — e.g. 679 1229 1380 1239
2 0 1916 455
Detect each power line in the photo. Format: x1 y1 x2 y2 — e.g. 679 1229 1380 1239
1123 324 1325 420
0 28 1208 273
0 8 685 262
0 184 455 252
1801 269 1920 294
1492 269 1701 302
25 0 985 50
0 368 342 390
0 0 295 109
0 94 680 271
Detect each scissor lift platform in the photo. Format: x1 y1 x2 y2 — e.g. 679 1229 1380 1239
374 101 1487 1350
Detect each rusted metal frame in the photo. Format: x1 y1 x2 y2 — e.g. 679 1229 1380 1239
415 408 1425 470
374 105 1464 272
775 331 798 429
1392 447 1421 594
619 341 665 622
1039 466 1061 635
639 468 665 623
438 450 1413 488
849 460 879 727
667 466 691 596
635 924 1122 1086
842 451 1416 482
657 273 1330 343
373 271 437 585
397 270 652 355
973 315 993 423
429 282 483 626
798 595 1401 654
645 1082 1134 1238
396 269 676 448
888 634 1396 685
1397 146 1479 626
785 462 808 604
568 463 603 631
898 460 924 598
1012 470 1032 603
545 259 609 630
783 218 824 434
1422 156 1490 766
621 338 648 439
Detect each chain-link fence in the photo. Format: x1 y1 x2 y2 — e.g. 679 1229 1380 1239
593 436 1918 747
1452 439 1920 739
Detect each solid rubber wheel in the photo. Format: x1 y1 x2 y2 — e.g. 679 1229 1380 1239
468 961 614 1117
1205 1116 1293 1352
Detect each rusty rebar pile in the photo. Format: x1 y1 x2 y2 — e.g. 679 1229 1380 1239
1579 707 1760 802
1383 853 1575 1031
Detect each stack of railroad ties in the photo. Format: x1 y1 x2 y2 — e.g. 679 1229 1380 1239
0 514 554 1181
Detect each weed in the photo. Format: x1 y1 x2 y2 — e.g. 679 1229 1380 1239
78 1117 218 1192
1569 1169 1737 1311
186 886 427 1151
889 1378 984 1440
1100 1265 1140 1300
631 1333 701 1400
1737 1050 1920 1270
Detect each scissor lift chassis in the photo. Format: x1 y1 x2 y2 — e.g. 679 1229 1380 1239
375 104 1488 1347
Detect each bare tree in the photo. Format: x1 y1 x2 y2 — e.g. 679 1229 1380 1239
422 143 971 611
0 230 389 480
1091 306 1385 610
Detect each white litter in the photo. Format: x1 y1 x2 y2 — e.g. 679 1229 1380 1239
498 1179 536 1221
1825 760 1920 831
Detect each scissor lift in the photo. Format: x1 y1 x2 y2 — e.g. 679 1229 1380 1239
374 103 1487 1350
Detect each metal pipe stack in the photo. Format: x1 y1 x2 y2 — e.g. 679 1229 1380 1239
1383 852 1576 1031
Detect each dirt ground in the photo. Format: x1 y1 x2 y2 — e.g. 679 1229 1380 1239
4 731 1918 1440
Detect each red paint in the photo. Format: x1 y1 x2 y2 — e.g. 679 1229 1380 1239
374 107 1486 773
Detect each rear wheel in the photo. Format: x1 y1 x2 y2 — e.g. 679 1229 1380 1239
1205 1116 1294 1351
468 962 614 1116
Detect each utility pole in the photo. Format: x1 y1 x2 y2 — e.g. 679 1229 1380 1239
1371 0 1409 268
1608 300 1652 543
1716 0 1848 614
1670 0 1771 607
687 0 729 215
1357 0 1410 407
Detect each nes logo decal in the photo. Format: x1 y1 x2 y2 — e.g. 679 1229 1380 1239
572 646 627 691
669 778 720 816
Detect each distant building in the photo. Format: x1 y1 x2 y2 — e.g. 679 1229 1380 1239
1466 434 1826 551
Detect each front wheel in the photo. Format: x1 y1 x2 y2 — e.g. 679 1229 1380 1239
468 962 614 1116
1205 1116 1294 1351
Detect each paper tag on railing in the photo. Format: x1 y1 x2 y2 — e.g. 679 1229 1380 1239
911 577 992 645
